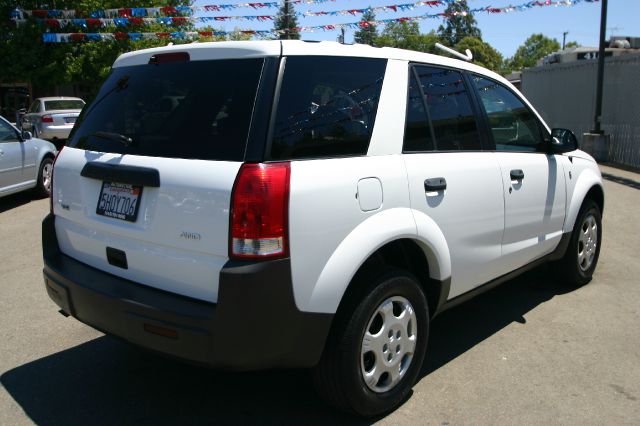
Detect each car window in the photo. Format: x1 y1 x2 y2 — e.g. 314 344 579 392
472 75 544 152
414 66 481 151
0 119 19 142
27 101 39 114
403 70 434 152
44 100 85 111
270 56 386 160
69 58 264 161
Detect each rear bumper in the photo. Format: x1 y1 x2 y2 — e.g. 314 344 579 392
42 214 332 370
39 124 72 140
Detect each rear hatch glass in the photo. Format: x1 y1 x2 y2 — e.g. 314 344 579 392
68 58 264 161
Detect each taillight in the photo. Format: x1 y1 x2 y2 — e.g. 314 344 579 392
41 115 53 123
230 162 290 260
50 147 63 215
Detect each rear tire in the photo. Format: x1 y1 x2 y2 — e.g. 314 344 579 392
312 269 429 417
559 199 602 286
36 157 54 198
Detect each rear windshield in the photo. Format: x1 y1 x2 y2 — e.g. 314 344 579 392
270 56 386 160
44 100 85 111
69 58 264 161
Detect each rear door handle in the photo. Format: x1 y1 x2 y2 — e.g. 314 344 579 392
510 169 525 180
424 177 447 192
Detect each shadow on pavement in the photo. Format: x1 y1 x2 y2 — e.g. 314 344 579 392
0 191 39 214
601 172 640 190
2 266 571 426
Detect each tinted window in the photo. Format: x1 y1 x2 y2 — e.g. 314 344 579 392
415 66 480 151
69 58 264 161
473 75 544 152
28 101 39 113
44 100 85 111
0 119 18 142
270 56 386 160
403 70 434 152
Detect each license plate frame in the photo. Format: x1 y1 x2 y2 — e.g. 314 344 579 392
65 117 77 124
96 182 142 222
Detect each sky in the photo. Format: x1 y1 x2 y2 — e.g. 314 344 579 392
191 0 640 58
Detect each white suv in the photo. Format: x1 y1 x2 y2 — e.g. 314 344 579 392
42 41 603 417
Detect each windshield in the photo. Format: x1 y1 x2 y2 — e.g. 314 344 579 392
68 58 264 161
44 100 85 111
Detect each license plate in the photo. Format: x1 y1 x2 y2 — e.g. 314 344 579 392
96 182 142 222
65 117 76 124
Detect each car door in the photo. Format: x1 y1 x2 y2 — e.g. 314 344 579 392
402 65 505 298
470 75 567 271
21 100 40 132
0 119 25 191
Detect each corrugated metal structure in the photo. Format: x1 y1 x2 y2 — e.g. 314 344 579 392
521 52 640 169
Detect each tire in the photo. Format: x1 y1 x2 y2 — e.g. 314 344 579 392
36 157 54 198
559 199 602 286
312 269 429 417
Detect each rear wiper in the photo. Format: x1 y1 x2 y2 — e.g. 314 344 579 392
88 131 134 147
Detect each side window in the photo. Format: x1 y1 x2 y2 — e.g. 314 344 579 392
403 70 434 152
0 120 19 142
472 75 544 152
27 101 39 113
270 56 386 160
415 66 481 151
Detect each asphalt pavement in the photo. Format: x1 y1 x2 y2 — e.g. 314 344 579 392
1 164 639 425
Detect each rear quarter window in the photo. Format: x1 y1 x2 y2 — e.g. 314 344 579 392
269 56 386 160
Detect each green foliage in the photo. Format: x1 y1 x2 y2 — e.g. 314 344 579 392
437 0 481 47
506 33 561 71
274 1 300 40
565 41 580 49
354 8 377 46
454 36 503 73
375 22 440 54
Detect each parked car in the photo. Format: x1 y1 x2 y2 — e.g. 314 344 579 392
42 41 603 417
20 97 85 147
0 115 56 198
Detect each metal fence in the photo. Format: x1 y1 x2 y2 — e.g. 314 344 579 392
521 52 640 169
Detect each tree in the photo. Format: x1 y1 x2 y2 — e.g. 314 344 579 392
274 1 300 40
375 22 440 54
354 8 377 46
454 36 503 73
437 0 481 47
507 33 561 70
565 41 580 49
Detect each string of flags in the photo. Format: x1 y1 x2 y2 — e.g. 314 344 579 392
11 0 600 43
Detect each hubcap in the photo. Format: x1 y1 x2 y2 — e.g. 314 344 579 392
577 214 598 272
42 163 52 192
360 296 417 393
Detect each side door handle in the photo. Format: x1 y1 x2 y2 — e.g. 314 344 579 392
510 169 525 180
424 177 447 192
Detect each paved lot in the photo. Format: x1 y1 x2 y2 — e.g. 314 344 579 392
1 165 639 425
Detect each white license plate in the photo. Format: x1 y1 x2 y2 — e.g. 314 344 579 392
96 182 142 222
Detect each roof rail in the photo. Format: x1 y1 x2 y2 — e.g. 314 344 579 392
435 43 473 62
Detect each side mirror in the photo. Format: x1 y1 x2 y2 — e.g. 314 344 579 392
550 128 578 154
21 130 32 140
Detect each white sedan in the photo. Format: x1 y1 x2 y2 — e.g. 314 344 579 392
20 97 85 146
0 115 57 198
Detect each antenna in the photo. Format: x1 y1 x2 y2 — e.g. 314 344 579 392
435 43 473 62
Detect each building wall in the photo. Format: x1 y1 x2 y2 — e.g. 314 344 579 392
522 52 640 168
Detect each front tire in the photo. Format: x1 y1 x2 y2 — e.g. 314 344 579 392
36 157 54 198
559 199 602 286
312 270 429 417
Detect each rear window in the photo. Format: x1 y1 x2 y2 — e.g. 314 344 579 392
44 100 85 111
269 56 386 160
69 58 264 161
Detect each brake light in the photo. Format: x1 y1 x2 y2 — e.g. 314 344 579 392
230 162 290 260
50 147 63 215
42 115 53 123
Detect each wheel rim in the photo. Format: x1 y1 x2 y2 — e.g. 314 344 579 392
42 162 53 193
577 213 598 272
360 296 417 393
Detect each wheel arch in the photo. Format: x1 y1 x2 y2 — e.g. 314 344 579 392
564 168 605 233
